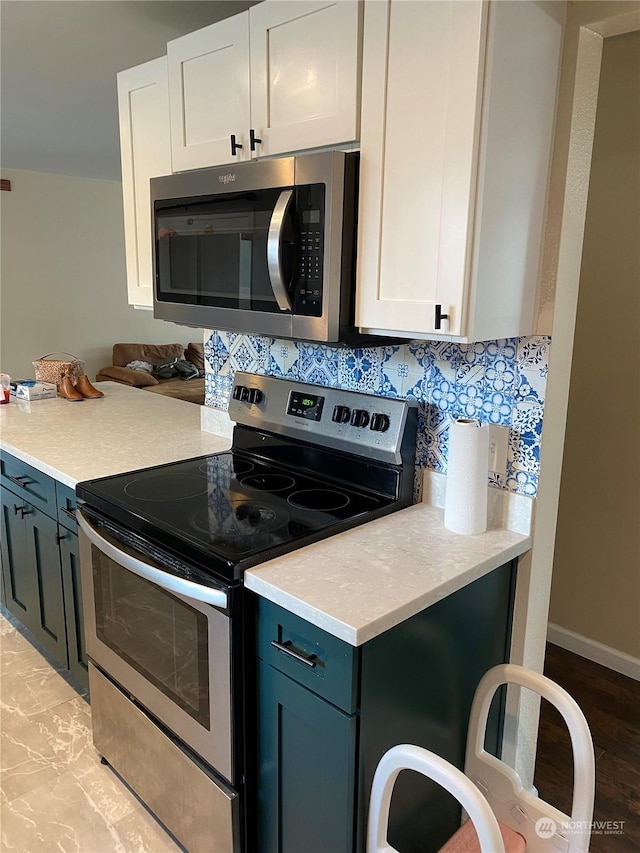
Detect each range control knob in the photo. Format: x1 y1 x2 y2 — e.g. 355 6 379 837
370 413 390 433
233 384 249 401
332 404 351 424
350 408 370 429
247 388 263 405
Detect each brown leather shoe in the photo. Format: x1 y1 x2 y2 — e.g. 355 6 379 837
75 374 104 399
59 373 84 401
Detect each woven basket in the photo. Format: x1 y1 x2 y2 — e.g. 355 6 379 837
32 352 85 388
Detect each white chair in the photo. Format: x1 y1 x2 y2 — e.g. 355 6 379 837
367 664 595 853
367 743 506 853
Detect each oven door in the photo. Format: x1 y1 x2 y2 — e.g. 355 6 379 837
77 510 234 782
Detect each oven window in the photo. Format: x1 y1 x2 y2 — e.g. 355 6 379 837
92 549 210 728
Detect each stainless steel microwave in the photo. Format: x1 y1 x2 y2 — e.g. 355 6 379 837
150 151 359 343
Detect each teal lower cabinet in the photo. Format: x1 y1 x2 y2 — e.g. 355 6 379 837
257 663 357 853
255 559 516 853
0 489 67 665
0 452 87 690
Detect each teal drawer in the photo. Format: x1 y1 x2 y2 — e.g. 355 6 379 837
257 598 359 714
1 453 56 518
55 482 78 529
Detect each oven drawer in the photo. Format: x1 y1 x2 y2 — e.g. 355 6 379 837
90 663 239 853
1 453 57 517
257 598 359 714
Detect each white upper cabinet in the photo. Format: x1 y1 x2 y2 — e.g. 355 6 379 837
355 0 564 342
168 1 362 172
168 14 250 171
249 1 362 158
117 57 172 308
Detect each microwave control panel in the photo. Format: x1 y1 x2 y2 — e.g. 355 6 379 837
293 185 324 317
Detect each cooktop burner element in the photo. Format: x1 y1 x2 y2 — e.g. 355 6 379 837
123 472 209 501
77 372 418 582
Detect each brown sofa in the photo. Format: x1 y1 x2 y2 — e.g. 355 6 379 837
96 343 205 405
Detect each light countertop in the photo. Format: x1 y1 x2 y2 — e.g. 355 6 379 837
1 386 532 645
0 383 230 488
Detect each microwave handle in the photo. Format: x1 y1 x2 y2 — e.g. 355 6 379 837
267 189 294 312
77 511 228 610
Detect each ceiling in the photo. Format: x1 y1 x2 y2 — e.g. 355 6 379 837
0 0 259 180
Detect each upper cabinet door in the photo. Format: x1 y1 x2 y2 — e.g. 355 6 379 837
356 0 563 342
117 58 172 308
168 13 251 171
356 0 486 339
249 0 362 158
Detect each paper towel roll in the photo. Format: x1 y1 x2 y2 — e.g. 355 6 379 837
444 418 489 535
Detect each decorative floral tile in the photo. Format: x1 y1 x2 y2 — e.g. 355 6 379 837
267 338 298 378
418 406 449 471
228 334 269 374
511 401 544 444
516 336 551 374
486 339 518 362
481 391 513 425
513 369 547 406
290 343 339 386
484 354 516 395
505 468 538 496
204 330 229 373
338 347 382 392
379 346 408 398
455 383 484 419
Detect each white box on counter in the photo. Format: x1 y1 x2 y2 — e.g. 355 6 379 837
12 381 58 401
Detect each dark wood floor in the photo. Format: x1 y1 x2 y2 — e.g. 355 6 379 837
534 643 640 853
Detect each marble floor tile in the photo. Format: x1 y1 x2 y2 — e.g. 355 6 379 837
0 611 185 852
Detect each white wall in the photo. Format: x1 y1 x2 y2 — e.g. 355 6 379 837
0 169 200 381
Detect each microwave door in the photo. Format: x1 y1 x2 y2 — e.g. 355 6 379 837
267 189 294 313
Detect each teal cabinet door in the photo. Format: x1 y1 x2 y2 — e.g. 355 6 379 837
257 662 357 853
58 526 87 689
1 488 36 620
0 488 67 667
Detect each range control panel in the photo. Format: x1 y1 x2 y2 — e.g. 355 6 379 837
229 372 416 464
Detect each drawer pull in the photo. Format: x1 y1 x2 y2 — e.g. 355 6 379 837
270 639 318 669
8 474 33 489
13 504 28 519
60 506 77 522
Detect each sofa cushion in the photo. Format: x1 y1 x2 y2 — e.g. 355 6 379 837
112 343 185 368
95 365 159 387
185 342 205 372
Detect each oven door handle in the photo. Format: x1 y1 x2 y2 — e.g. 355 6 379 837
77 511 228 609
267 188 294 312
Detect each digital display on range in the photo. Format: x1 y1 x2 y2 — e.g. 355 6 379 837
287 391 324 421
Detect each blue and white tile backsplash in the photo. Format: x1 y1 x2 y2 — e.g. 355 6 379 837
204 332 550 497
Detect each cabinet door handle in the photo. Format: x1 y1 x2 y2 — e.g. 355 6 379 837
249 128 262 151
60 506 77 522
434 304 449 330
8 474 33 489
56 530 69 544
230 134 243 156
13 504 28 518
270 639 318 668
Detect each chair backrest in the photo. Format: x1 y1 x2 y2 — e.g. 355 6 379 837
465 664 595 853
367 743 506 853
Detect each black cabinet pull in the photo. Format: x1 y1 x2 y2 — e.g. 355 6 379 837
230 134 243 156
13 504 28 519
434 304 449 330
8 474 33 489
56 530 68 544
60 506 77 522
249 128 262 151
270 639 318 669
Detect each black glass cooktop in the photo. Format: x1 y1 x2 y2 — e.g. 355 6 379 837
78 450 394 579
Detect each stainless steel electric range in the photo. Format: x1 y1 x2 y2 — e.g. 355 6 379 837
76 371 417 853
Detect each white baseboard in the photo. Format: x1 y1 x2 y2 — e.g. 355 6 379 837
547 623 640 681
